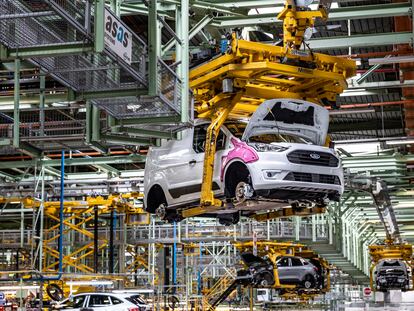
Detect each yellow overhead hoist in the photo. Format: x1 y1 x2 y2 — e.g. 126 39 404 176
182 0 356 220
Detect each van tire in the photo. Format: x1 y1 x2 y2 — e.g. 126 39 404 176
224 162 251 202
146 185 167 214
303 275 315 289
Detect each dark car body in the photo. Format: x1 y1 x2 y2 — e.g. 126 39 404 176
375 259 409 291
240 253 275 287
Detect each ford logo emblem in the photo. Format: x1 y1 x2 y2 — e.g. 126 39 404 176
310 153 320 160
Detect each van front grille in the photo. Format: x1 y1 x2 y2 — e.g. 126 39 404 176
284 172 341 185
287 150 339 167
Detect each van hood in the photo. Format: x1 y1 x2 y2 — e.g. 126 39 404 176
241 99 329 145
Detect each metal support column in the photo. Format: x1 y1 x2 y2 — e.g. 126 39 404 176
92 105 101 142
39 75 45 137
109 209 115 274
148 0 159 96
328 210 333 245
94 0 105 53
295 217 300 241
20 203 24 248
179 0 189 123
94 205 99 273
312 215 316 242
173 222 177 287
13 58 20 148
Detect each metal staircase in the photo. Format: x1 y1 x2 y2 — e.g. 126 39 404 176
308 241 369 285
202 271 237 311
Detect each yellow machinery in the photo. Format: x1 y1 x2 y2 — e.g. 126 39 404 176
369 242 414 292
0 193 152 302
0 193 149 275
202 241 330 309
234 241 330 295
349 177 414 292
182 0 356 219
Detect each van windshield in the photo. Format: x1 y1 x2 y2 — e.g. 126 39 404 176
249 133 312 144
225 122 312 144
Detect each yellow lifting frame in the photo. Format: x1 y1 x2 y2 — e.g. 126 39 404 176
233 241 330 297
183 0 356 220
2 193 147 275
368 242 414 291
278 1 328 49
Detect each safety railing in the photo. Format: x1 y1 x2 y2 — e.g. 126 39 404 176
27 219 329 247
0 229 33 247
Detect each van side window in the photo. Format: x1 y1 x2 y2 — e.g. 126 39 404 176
193 124 226 153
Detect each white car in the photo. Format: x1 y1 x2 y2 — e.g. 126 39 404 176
55 293 149 311
144 99 343 224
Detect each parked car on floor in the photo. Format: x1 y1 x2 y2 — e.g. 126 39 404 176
54 293 150 311
144 98 343 224
375 259 409 291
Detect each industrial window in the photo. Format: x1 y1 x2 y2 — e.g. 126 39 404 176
192 124 226 153
88 295 111 307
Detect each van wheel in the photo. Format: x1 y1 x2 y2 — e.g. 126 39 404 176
225 163 251 203
303 275 315 289
156 204 183 223
156 203 167 219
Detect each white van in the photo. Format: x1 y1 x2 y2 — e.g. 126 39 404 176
144 99 343 224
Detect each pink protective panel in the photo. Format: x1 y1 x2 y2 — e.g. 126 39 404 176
221 138 259 181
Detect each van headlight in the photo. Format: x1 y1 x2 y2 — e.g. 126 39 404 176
249 143 289 152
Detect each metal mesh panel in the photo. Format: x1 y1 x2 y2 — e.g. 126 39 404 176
0 124 12 140
93 95 177 119
0 0 147 91
48 0 89 30
157 59 181 112
94 60 186 120
0 1 86 48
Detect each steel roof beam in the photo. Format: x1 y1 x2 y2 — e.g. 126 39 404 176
212 3 411 27
0 155 146 169
309 32 413 50
369 55 414 65
2 43 94 60
200 0 284 8
349 80 414 89
330 119 403 132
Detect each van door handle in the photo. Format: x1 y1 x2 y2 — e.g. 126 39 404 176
189 160 197 165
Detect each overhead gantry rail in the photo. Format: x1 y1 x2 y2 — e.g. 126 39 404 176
182 0 356 219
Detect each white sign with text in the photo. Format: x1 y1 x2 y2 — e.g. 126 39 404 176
104 8 132 64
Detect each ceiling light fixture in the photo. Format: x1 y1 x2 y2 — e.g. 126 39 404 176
386 139 414 146
329 108 375 115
